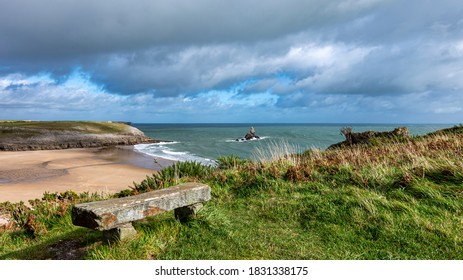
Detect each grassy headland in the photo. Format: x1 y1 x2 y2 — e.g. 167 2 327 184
0 120 131 133
0 120 156 151
0 125 462 259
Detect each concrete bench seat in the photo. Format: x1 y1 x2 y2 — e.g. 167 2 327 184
71 182 210 241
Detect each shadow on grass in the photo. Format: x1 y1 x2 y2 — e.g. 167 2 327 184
0 228 103 260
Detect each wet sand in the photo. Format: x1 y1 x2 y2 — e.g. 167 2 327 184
0 147 174 203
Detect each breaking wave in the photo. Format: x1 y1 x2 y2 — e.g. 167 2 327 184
134 142 216 166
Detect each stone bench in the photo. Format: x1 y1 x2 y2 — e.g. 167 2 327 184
71 182 211 242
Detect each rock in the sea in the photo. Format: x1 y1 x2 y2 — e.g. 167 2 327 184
237 127 260 141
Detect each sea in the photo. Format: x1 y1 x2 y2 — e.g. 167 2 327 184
132 123 454 166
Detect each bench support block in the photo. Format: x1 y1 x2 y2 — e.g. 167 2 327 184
103 223 137 243
174 202 203 222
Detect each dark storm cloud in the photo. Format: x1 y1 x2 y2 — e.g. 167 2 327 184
1 0 463 123
0 0 385 92
0 0 370 59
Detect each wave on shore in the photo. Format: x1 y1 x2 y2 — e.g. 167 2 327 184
134 142 216 166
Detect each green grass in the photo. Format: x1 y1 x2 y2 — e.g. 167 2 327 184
0 120 130 135
1 127 463 259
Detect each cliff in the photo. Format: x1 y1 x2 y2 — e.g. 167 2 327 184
328 126 410 149
0 121 158 151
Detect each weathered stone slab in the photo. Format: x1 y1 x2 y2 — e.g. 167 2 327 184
72 182 210 230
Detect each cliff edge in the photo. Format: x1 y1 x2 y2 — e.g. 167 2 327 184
0 121 158 151
327 127 410 149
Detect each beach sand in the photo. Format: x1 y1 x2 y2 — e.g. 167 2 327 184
0 147 173 203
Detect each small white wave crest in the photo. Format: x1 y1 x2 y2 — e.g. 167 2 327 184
226 136 270 143
134 143 215 166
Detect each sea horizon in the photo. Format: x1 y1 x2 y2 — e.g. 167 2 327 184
131 123 456 165
131 122 458 125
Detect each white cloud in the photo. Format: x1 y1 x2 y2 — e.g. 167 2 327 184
434 107 462 114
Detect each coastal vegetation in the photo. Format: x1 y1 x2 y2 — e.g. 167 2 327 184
1 125 462 259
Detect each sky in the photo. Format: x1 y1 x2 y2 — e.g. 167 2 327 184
0 0 462 123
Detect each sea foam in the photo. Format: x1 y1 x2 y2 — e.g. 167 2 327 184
134 142 215 166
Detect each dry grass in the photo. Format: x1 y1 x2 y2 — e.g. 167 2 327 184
251 139 301 164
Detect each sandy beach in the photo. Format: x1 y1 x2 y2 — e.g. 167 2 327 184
0 147 173 203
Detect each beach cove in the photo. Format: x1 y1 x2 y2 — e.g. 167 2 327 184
0 147 171 203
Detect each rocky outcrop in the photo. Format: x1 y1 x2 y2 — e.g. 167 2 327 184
425 124 463 136
236 127 260 141
0 213 12 231
0 123 159 151
328 127 410 149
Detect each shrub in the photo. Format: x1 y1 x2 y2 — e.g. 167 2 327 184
216 154 248 169
127 161 215 195
1 190 108 238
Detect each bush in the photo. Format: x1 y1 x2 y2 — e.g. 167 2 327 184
216 154 248 169
126 161 215 195
1 190 107 238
